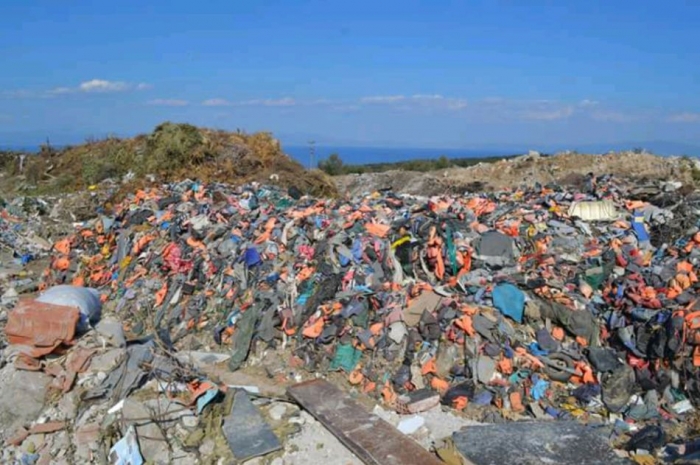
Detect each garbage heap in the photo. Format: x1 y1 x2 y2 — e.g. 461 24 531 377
4 175 700 463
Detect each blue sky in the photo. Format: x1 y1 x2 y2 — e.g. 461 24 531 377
1 0 700 150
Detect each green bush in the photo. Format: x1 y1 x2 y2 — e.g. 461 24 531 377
318 153 344 175
144 122 206 173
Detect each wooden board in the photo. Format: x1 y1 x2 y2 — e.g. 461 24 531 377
288 379 443 465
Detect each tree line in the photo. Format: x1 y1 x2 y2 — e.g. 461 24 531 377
317 153 517 175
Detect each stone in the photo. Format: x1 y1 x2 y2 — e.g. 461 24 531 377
50 431 70 452
1 287 19 306
388 322 407 344
122 399 171 464
88 349 124 372
7 427 29 446
29 421 67 434
397 416 425 435
0 367 51 443
24 433 45 452
57 392 79 420
268 403 288 421
175 350 231 368
74 422 101 450
142 397 193 424
209 368 286 397
453 421 628 465
199 438 215 457
95 319 126 348
476 357 497 384
182 415 199 429
170 448 199 465
421 406 481 441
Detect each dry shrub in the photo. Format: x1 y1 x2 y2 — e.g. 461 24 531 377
10 122 338 197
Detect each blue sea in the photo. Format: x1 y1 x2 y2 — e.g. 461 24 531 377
284 145 517 167
2 144 519 166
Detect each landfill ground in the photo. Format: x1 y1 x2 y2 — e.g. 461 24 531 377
3 150 700 464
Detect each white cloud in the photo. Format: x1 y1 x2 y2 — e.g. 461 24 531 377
45 79 150 95
1 89 36 98
359 94 467 110
480 97 505 104
147 99 189 107
521 106 575 121
360 95 406 103
446 99 468 110
189 94 688 125
667 112 700 123
202 97 298 107
411 94 443 100
47 87 74 95
589 111 640 123
202 98 232 106
241 97 297 107
79 79 128 93
333 104 361 112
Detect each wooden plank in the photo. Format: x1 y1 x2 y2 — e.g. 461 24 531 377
288 379 443 465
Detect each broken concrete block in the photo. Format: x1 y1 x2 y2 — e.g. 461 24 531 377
397 415 425 435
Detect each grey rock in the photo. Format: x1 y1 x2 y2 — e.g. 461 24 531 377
57 392 79 420
0 367 51 443
268 403 287 421
88 349 124 373
199 438 215 457
122 399 171 464
181 415 199 429
95 319 126 347
175 350 231 368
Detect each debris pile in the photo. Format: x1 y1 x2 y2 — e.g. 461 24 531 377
0 122 337 198
336 150 693 196
2 172 700 463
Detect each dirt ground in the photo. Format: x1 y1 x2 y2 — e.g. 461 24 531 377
335 151 691 197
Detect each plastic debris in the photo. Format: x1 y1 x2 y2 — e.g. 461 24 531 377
109 426 144 465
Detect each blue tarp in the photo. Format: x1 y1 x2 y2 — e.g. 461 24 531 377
492 283 525 323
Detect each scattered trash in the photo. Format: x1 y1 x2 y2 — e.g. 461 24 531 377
568 200 618 221
109 426 144 465
2 161 700 463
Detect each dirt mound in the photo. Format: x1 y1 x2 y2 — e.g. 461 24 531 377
1 122 337 197
336 151 692 197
